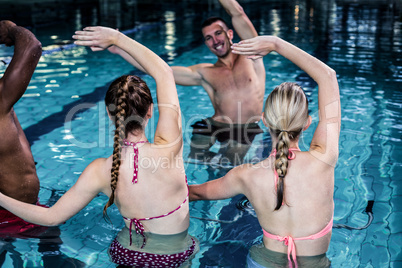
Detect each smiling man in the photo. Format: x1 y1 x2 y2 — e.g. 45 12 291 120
106 0 267 166
171 0 266 165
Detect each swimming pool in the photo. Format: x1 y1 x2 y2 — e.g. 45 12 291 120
1 0 401 267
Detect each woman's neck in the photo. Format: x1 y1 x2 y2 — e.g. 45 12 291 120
125 132 148 143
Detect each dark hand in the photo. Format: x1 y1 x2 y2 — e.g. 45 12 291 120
0 20 17 46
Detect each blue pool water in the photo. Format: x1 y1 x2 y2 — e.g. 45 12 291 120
1 0 401 267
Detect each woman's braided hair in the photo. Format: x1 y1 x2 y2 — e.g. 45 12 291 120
264 82 309 210
103 75 153 219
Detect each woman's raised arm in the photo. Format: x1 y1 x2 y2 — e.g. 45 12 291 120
232 36 340 165
73 27 182 151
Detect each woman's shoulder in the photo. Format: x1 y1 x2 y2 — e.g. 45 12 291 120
232 158 272 180
73 157 113 195
90 156 111 166
84 157 112 178
146 141 184 161
298 150 337 171
247 158 272 172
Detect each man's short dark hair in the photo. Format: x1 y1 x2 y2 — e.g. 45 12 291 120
201 16 229 29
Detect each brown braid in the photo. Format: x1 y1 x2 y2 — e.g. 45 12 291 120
103 83 128 219
103 75 153 220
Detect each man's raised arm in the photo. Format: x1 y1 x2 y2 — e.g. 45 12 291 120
0 21 42 114
219 0 258 40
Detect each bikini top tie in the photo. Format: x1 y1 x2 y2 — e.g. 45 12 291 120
124 139 148 184
263 219 333 268
267 147 334 267
122 139 189 248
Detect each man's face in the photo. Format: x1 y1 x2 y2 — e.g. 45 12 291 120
202 21 233 58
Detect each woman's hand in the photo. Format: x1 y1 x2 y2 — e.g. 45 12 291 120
73 26 120 52
231 35 277 60
107 45 122 54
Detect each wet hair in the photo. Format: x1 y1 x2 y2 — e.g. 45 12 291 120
201 16 229 31
263 82 309 210
103 75 153 219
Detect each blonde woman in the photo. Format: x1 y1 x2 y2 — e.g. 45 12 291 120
0 26 198 267
190 36 340 267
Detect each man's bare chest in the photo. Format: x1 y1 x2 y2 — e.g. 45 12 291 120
203 65 258 93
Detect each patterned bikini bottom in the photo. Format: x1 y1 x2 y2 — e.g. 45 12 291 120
109 237 197 267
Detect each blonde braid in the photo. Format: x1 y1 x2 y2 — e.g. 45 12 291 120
264 82 309 211
274 131 291 210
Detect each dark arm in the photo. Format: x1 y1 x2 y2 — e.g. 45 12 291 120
0 21 42 114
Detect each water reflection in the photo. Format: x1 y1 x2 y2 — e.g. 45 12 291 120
1 0 401 266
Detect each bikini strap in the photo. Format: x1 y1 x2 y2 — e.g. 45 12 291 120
123 217 147 248
262 216 333 268
123 139 148 184
122 176 189 248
